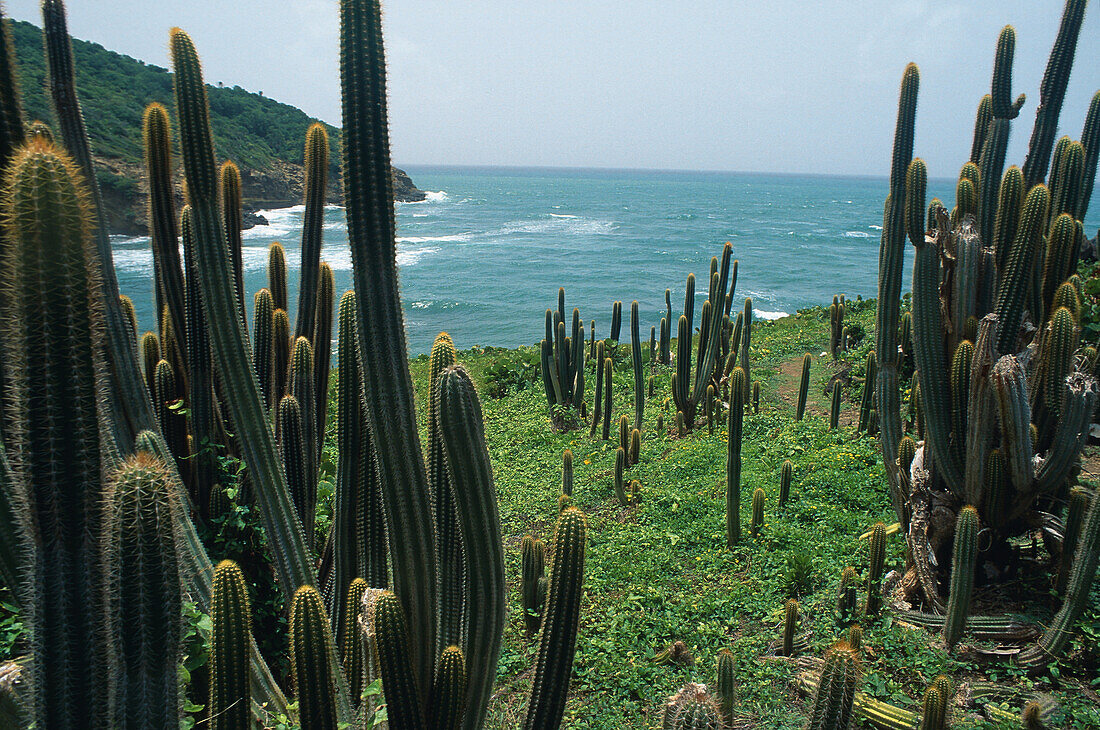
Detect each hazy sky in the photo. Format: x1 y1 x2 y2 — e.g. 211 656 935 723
5 1 1099 177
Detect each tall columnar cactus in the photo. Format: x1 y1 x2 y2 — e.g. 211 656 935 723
522 508 587 730
0 6 23 177
290 336 317 485
561 449 574 497
1077 91 1100 220
779 460 793 507
153 359 189 479
290 585 339 730
796 353 811 421
837 567 858 628
875 62 919 523
858 351 877 432
970 94 992 163
631 300 644 429
716 649 735 723
750 488 765 537
865 522 888 616
341 578 369 704
614 446 628 505
610 300 622 342
253 288 275 410
210 560 251 730
1040 214 1078 319
672 244 734 430
427 332 463 652
103 453 181 729
295 123 330 342
1 138 109 729
806 642 861 730
1056 486 1091 593
976 25 1023 248
171 27 325 685
220 160 246 329
752 381 760 414
371 591 424 729
277 395 313 548
273 308 291 402
589 340 605 437
944 507 979 650
602 357 613 441
539 294 586 425
521 534 547 637
142 102 186 376
428 645 467 730
269 241 288 313
918 685 946 730
781 599 799 657
1020 0 1088 188
726 367 746 547
313 262 335 449
141 330 161 389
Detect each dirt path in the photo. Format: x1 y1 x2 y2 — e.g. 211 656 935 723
773 352 861 428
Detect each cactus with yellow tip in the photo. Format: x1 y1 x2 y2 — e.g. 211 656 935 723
210 560 251 730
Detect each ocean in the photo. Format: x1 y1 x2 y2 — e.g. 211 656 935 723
111 166 1099 355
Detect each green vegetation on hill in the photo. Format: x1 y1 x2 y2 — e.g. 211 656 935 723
9 18 336 171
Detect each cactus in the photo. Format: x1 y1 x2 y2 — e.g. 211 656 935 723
0 7 22 176
977 26 1023 247
141 330 161 389
253 288 275 410
295 123 330 341
1018 492 1100 667
918 685 946 730
428 646 467 730
750 488 765 537
715 649 735 723
610 300 622 342
848 624 863 651
726 368 746 547
210 560 251 730
277 395 313 548
875 62 919 523
589 340 606 437
865 522 888 616
993 165 1024 273
1021 0 1088 187
142 103 187 377
313 262 335 449
619 414 630 457
829 382 841 430
371 591 424 729
779 460 793 507
521 534 547 637
796 353 811 421
970 94 992 163
944 506 979 650
837 567 858 628
1077 91 1100 220
1050 280 1080 322
660 682 725 730
1035 307 1078 441
220 160 246 328
631 300 644 428
806 642 861 730
290 586 339 730
1056 486 1091 594
273 307 291 403
1048 138 1084 226
752 381 760 414
630 428 641 468
858 351 877 432
1 137 110 728
561 449 574 497
103 453 182 729
289 337 318 516
781 599 799 657
705 383 716 434
602 357 613 441
540 295 586 424
614 447 628 505
522 508 587 730
268 241 288 313
341 578 369 703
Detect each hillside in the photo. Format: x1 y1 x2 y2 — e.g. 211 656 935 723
8 19 425 234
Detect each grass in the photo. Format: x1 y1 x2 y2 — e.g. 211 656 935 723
387 298 1100 728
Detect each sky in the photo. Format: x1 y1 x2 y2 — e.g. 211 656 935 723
4 1 1099 178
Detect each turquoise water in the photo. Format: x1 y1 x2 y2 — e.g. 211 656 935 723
112 166 1099 355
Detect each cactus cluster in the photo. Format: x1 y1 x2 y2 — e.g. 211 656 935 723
873 0 1100 666
540 288 588 428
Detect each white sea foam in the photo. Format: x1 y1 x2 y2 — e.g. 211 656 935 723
421 190 448 202
490 217 616 237
549 213 579 218
843 230 871 238
754 309 789 320
396 234 471 244
869 224 883 230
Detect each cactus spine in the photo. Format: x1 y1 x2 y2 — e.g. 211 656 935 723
210 560 251 730
796 353 811 421
865 522 887 616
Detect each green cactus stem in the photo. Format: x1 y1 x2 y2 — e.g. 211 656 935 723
104 453 182 729
614 447 628 505
290 586 339 730
829 382 841 430
428 646 467 730
858 351 877 432
312 262 335 449
589 340 606 437
837 567 858 628
944 506 979 650
340 578 369 704
971 94 992 163
796 353 811 421
726 367 746 547
631 300 644 428
141 330 160 390
806 642 861 730
253 288 274 410
268 241 288 313
1077 91 1100 220
220 160 246 329
294 123 330 342
1021 0 1088 187
918 685 945 730
602 358 613 440
716 649 735 722
210 560 251 730
272 308 290 405
521 535 547 637
522 508 587 730
752 381 760 414
0 6 23 176
865 522 888 616
277 395 313 549
630 428 641 468
779 460 793 507
372 591 426 729
1056 487 1091 594
782 599 799 657
1 138 109 728
750 488 765 537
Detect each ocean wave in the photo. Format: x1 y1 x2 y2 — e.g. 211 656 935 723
490 217 617 237
549 213 579 218
754 309 789 320
869 224 883 230
396 234 471 244
843 230 871 238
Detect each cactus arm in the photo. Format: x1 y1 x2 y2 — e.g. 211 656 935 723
42 0 156 450
339 1 439 689
290 586 340 730
522 508 587 730
436 366 505 730
631 301 644 429
944 507 979 650
295 124 330 342
373 591 428 730
991 356 1033 499
428 646 467 730
210 560 251 730
726 368 745 547
1020 0 1089 188
1033 372 1097 496
970 94 992 164
977 27 1020 247
333 292 363 638
220 161 247 331
1077 91 1100 220
0 8 23 171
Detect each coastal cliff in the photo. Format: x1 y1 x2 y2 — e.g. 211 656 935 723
9 19 426 235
